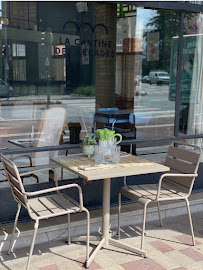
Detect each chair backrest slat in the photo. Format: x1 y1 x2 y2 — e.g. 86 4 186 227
4 162 21 191
164 174 194 188
8 172 22 191
12 185 27 207
167 146 200 165
162 178 189 193
0 154 27 206
164 142 201 190
165 156 196 174
4 161 16 178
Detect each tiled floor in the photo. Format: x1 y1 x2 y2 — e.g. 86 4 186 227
0 212 202 270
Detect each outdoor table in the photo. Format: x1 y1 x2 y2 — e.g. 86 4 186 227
51 153 169 268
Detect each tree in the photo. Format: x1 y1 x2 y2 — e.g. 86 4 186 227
142 10 198 75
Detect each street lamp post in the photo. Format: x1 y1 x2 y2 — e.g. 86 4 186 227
43 30 53 109
45 56 50 108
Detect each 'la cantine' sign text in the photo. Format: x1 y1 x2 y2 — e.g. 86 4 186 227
54 37 115 58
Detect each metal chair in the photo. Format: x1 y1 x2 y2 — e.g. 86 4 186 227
0 154 90 270
118 141 201 251
119 112 151 154
32 107 67 166
3 108 67 183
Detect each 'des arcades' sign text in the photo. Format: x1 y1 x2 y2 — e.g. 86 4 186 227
54 21 115 58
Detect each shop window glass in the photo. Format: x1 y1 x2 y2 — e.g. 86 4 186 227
116 6 179 154
0 1 113 187
0 1 202 188
179 13 203 148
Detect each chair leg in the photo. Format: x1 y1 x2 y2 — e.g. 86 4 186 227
67 213 71 244
85 209 90 262
26 221 39 270
61 167 63 180
185 198 195 246
130 144 132 154
141 204 148 251
157 201 163 227
8 203 21 255
31 173 39 183
118 192 121 239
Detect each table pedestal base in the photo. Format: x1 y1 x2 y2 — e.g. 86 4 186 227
72 178 147 268
85 235 147 268
71 234 147 269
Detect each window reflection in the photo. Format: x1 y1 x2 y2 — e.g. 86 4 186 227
0 1 201 164
115 7 179 154
184 13 203 148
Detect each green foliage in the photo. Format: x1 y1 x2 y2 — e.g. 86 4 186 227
73 86 95 97
143 10 180 75
142 10 198 76
82 133 97 145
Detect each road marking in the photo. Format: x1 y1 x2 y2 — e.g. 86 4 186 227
137 124 174 128
134 107 160 111
134 108 175 114
68 104 95 107
149 114 174 118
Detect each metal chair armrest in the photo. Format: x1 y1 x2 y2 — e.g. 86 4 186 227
10 155 33 167
23 183 84 209
20 167 58 186
19 167 56 176
123 176 127 186
156 173 198 200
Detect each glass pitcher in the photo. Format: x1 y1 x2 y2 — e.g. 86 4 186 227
95 128 122 163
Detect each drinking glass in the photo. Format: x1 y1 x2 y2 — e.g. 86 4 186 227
94 145 104 163
111 145 121 164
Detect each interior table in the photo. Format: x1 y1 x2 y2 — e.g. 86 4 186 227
8 138 36 148
51 154 169 268
94 109 132 129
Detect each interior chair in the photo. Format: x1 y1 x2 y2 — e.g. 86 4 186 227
118 141 201 250
0 154 90 270
0 154 37 183
31 107 67 166
119 112 151 154
12 107 67 182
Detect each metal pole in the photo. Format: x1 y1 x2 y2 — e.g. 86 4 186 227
174 11 184 138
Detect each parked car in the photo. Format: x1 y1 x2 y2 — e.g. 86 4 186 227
0 79 13 98
142 75 149 83
149 71 170 85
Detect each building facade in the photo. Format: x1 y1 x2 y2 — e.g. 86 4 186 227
0 1 203 224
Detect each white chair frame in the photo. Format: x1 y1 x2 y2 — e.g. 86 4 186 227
1 154 90 270
118 141 201 251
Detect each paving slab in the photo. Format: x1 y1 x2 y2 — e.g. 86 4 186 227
0 212 202 270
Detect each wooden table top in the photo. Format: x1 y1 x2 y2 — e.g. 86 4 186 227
51 154 169 181
94 110 133 121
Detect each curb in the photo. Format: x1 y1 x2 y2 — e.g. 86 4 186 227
0 101 62 106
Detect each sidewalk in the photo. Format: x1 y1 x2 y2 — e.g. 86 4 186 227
0 207 202 270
